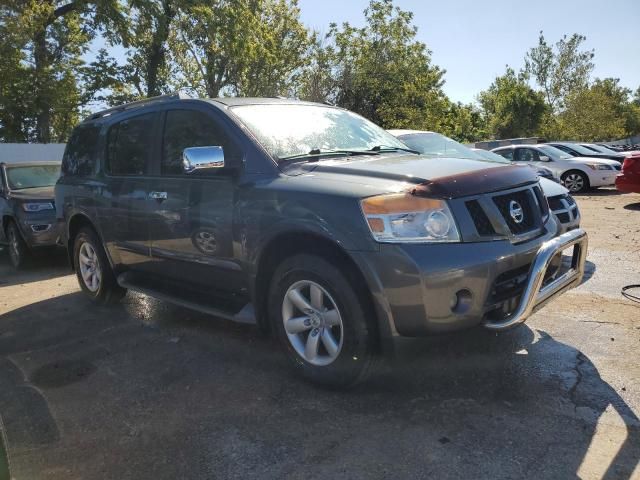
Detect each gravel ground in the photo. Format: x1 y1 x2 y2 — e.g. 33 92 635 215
0 188 639 480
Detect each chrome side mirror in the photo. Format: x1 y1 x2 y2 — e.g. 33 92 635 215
539 155 551 162
183 146 225 173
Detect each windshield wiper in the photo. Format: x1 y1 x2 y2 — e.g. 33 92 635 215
370 145 421 154
279 149 380 163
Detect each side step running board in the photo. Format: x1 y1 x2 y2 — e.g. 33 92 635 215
117 274 256 325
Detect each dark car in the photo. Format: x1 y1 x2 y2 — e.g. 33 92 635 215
56 94 588 386
0 161 61 268
547 142 626 163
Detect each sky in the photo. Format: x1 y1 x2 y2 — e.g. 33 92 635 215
297 0 640 103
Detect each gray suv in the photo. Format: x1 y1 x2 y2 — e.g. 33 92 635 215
1 161 61 268
56 94 588 386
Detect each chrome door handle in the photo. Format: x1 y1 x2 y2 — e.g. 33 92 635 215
149 191 168 200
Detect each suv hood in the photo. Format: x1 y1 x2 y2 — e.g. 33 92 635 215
8 186 55 201
294 153 538 198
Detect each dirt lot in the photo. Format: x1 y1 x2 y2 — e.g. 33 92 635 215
1 189 639 480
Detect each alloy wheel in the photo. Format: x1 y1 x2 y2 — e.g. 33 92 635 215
282 280 344 366
78 242 102 292
563 173 585 192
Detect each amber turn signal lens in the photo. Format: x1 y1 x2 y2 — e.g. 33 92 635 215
361 193 443 214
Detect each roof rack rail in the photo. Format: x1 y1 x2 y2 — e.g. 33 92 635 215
87 91 193 120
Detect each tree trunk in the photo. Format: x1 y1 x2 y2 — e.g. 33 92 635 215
33 29 51 143
145 0 175 97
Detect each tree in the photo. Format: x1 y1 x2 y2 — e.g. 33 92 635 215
478 67 547 139
439 102 487 143
0 0 125 142
525 32 594 112
318 0 449 130
169 0 311 98
557 80 628 141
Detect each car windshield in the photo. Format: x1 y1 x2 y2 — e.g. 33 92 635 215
587 144 617 154
5 165 60 190
537 145 573 160
396 132 484 161
472 149 510 164
559 143 598 156
230 104 407 161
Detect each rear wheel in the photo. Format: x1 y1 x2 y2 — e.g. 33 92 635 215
269 254 378 387
6 221 29 269
562 170 589 193
73 227 126 305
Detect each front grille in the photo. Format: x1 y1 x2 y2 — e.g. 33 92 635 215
547 195 564 211
571 206 578 217
533 185 549 217
556 212 571 224
565 195 576 206
493 189 539 235
466 200 495 235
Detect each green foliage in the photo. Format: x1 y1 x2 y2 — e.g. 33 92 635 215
556 78 638 141
525 32 594 112
313 0 448 131
170 0 312 98
1 0 637 145
478 67 547 139
0 0 125 142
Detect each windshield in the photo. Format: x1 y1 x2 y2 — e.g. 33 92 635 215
537 145 573 160
560 143 598 156
5 165 60 190
397 132 484 160
586 144 618 154
472 149 510 164
230 104 407 161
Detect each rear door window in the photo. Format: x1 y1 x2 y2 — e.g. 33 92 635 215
495 149 514 161
62 124 100 176
107 113 156 175
515 148 539 162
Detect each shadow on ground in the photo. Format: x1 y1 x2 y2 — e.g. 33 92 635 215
623 201 640 211
0 292 638 479
0 247 69 287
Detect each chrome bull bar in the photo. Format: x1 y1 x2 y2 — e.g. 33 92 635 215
483 228 588 331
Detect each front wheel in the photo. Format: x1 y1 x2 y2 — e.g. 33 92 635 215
562 170 589 193
6 221 29 269
73 227 126 305
269 254 378 387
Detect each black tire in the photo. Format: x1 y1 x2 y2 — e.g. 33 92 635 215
561 170 590 193
73 227 126 305
268 254 378 388
6 221 29 269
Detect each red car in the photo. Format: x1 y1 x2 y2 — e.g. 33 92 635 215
616 155 640 193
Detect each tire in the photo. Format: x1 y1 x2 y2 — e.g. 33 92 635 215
562 170 589 193
268 254 378 387
6 221 29 269
73 227 126 305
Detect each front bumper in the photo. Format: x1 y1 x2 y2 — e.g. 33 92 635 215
353 228 588 336
588 170 617 187
17 212 61 247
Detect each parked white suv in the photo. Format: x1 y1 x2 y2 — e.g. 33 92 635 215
491 144 619 193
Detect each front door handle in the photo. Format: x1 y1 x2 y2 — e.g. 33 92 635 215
149 191 168 200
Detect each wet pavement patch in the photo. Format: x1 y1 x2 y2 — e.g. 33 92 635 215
30 359 96 388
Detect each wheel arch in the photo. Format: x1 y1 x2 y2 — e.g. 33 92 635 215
252 230 392 354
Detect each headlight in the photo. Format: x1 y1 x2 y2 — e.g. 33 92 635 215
22 202 54 212
585 163 611 171
361 193 460 243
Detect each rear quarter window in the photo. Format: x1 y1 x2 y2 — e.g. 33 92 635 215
62 124 100 176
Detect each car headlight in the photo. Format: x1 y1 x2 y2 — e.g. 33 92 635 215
585 163 611 171
22 202 54 212
361 193 460 243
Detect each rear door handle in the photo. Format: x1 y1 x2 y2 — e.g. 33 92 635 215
149 191 168 200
